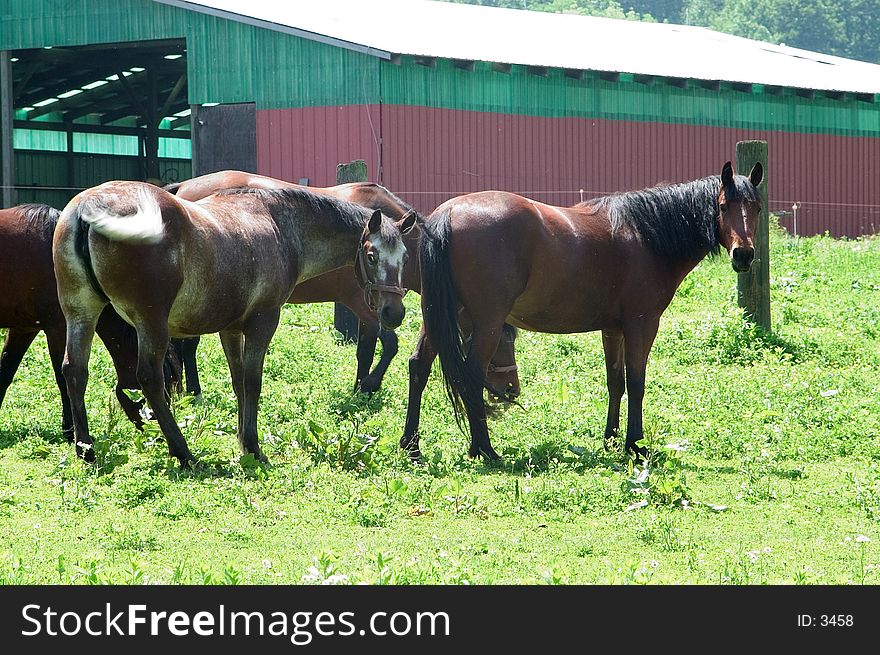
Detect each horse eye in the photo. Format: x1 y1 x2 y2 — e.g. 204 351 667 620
367 251 377 264
719 203 729 212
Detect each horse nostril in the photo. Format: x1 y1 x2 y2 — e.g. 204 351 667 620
732 246 755 269
380 304 403 328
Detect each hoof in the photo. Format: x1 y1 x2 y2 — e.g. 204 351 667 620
63 428 75 444
469 442 500 461
627 443 649 465
177 455 199 470
358 375 382 394
400 434 421 461
75 440 96 463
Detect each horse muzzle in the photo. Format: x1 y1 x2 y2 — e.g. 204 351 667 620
731 246 755 272
365 283 407 329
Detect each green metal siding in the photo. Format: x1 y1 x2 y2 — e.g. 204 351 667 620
2 0 876 134
1 0 379 108
380 58 880 138
14 149 191 208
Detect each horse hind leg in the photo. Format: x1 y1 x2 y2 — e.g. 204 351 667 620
44 325 73 438
219 331 245 445
173 336 202 396
61 309 104 462
238 308 281 462
134 318 195 466
461 321 506 461
0 328 40 419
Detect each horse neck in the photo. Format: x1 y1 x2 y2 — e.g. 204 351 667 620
335 184 423 290
402 225 422 292
668 249 713 290
287 203 366 283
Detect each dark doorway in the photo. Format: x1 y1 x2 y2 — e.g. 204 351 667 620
191 102 257 175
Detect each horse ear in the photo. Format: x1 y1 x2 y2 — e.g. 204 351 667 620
397 211 417 234
748 162 764 188
367 210 382 235
721 161 734 186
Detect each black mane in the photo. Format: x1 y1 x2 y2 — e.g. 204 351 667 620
219 186 394 239
586 175 760 261
17 203 60 242
361 183 422 220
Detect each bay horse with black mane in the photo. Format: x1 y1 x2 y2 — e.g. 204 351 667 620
0 203 177 437
409 161 763 460
53 181 415 466
164 171 521 400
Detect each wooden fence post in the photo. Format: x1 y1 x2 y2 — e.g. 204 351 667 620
333 159 368 342
736 140 770 331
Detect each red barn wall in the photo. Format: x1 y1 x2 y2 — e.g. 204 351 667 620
257 105 880 238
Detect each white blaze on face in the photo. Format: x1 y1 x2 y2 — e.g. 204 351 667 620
374 233 407 286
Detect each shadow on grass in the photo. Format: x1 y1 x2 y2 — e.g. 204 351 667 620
476 434 623 476
0 423 67 450
328 386 388 418
678 460 806 481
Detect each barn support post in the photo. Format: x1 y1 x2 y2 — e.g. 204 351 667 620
736 140 770 330
144 67 160 181
334 159 368 342
64 119 75 194
1 51 15 208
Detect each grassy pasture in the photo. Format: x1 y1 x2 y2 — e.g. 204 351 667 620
0 226 878 584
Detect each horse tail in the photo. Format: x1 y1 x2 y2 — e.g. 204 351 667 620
420 206 492 432
79 185 165 245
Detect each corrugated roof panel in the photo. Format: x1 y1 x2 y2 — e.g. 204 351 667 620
157 0 880 95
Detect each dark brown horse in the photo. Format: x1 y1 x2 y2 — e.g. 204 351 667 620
410 162 763 460
0 204 176 437
53 181 415 466
165 171 522 399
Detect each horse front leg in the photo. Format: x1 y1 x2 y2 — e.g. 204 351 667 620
622 317 661 462
135 319 195 467
238 308 281 462
362 327 398 393
0 328 40 416
400 324 436 459
601 329 625 451
354 315 379 392
175 336 202 396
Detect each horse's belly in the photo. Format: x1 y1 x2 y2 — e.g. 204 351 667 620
507 282 614 334
166 271 290 337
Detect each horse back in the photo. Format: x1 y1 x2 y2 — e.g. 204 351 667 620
439 191 676 333
0 205 63 327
